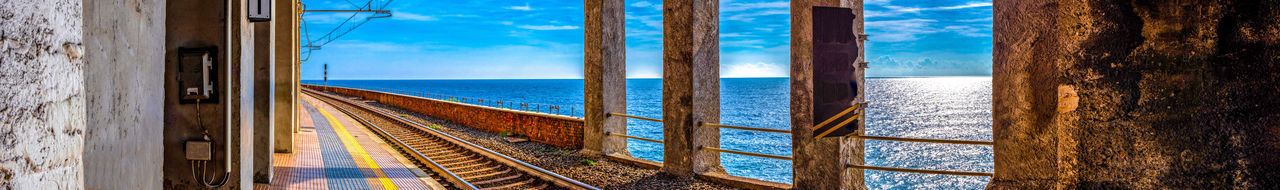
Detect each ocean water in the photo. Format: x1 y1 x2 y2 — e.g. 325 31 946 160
303 77 993 189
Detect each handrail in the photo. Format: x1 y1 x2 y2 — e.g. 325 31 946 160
302 83 583 117
857 135 993 146
607 112 662 122
605 132 664 144
700 146 793 161
847 164 992 177
701 123 790 133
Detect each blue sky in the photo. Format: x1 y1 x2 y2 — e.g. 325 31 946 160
298 0 992 80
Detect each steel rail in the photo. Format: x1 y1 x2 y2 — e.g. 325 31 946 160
701 123 791 133
604 132 664 144
856 135 994 146
847 164 993 177
699 146 793 160
314 92 477 190
305 88 600 190
607 112 662 122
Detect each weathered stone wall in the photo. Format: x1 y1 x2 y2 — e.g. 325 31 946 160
304 85 585 148
0 0 86 189
82 0 166 189
992 0 1280 188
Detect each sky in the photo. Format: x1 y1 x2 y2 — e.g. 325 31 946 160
298 0 992 80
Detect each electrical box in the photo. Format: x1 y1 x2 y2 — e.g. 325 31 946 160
810 6 861 138
185 140 213 161
249 0 272 22
178 48 216 102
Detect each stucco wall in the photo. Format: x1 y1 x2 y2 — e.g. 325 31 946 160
82 0 166 189
0 0 86 189
991 0 1280 188
304 85 585 148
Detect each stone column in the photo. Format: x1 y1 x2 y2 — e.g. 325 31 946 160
82 0 166 189
0 0 85 189
990 0 1280 188
582 0 628 157
252 0 277 183
790 0 864 189
273 0 298 153
661 0 723 177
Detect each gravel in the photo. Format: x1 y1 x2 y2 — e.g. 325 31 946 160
316 91 737 190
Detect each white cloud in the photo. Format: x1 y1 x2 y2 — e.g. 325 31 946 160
501 21 514 25
631 1 653 8
724 62 787 78
958 17 992 22
393 12 438 21
725 10 789 22
723 1 789 12
944 25 990 37
517 25 582 30
506 3 533 11
865 19 938 42
722 39 766 48
883 2 992 13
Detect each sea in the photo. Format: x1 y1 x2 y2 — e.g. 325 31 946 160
303 77 994 189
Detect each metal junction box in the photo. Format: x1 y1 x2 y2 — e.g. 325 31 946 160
811 6 861 138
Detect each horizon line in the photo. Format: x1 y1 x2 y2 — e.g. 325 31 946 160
300 75 993 80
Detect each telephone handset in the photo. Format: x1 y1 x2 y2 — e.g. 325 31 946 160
178 48 230 188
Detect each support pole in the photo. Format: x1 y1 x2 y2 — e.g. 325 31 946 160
273 0 299 153
582 0 628 157
790 0 865 189
252 0 277 182
662 0 723 177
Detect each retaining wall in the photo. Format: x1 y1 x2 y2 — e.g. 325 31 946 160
304 85 585 148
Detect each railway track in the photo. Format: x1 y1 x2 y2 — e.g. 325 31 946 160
304 88 598 190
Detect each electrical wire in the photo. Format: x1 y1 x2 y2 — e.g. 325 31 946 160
298 0 394 63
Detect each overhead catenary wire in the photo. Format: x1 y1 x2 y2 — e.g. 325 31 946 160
299 0 394 63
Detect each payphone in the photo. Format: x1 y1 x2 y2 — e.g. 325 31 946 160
176 47 230 187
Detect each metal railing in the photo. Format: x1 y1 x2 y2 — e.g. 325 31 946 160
605 113 665 144
303 82 584 117
697 102 995 178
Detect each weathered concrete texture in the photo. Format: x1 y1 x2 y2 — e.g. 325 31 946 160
305 85 586 148
789 0 865 190
662 0 724 178
162 0 256 188
991 0 1280 188
82 0 166 189
252 17 276 183
582 0 628 157
274 0 298 154
0 0 86 189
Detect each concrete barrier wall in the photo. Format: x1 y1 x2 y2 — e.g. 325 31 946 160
304 85 584 148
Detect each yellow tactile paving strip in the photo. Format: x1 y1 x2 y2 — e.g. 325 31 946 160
259 95 433 190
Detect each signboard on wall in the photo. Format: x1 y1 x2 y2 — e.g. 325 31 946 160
810 6 861 138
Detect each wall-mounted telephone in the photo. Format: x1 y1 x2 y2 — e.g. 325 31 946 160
178 48 216 103
177 47 229 188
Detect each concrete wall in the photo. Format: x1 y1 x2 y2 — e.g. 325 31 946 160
82 0 166 189
304 85 585 148
991 0 1280 188
162 0 256 188
0 0 86 189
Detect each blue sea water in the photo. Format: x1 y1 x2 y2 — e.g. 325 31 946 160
303 77 993 189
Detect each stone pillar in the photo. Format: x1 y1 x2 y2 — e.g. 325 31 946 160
83 0 166 189
0 0 85 189
582 0 628 157
661 0 723 177
789 0 864 189
990 0 1280 188
252 1 277 183
273 0 298 153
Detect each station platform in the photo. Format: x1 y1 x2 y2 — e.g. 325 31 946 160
256 94 443 190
